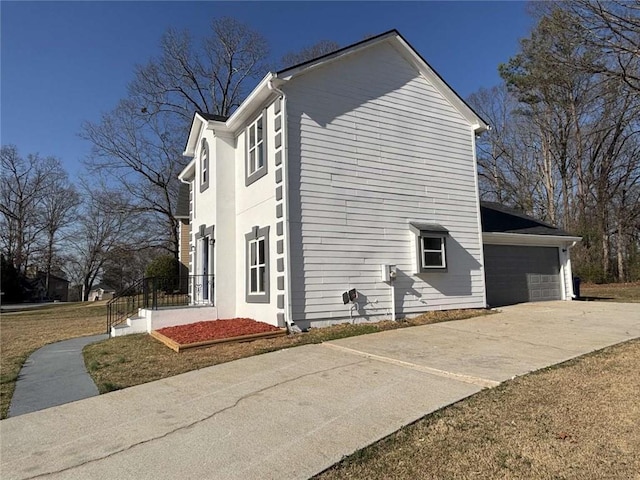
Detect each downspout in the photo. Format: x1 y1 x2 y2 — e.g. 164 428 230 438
564 240 578 299
268 77 298 333
471 125 489 309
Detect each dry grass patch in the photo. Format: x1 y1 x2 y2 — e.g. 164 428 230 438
580 281 640 302
84 309 489 393
315 338 640 480
0 302 106 419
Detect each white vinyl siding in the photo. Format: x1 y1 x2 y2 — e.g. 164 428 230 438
285 41 485 323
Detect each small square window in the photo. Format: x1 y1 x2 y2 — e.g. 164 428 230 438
410 222 449 273
421 236 446 269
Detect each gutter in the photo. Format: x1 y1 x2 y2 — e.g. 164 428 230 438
482 232 583 246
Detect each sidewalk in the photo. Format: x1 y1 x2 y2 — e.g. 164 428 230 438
8 334 108 417
1 301 638 480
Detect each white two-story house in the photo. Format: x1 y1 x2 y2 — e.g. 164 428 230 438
177 29 579 331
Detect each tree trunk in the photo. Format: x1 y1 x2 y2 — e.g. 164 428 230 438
617 218 625 282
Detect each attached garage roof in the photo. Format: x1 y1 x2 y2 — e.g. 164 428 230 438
480 202 573 236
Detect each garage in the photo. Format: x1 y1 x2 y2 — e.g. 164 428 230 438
481 202 582 308
484 245 561 307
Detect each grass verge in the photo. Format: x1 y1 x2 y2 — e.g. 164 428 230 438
83 309 488 393
580 281 640 302
0 302 106 419
314 338 640 480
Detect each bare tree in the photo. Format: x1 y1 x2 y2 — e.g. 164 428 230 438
82 17 270 261
39 168 80 291
66 190 144 300
555 0 640 92
0 146 74 277
280 40 340 68
474 5 640 282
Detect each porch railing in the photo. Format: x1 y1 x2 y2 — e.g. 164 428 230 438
106 274 215 334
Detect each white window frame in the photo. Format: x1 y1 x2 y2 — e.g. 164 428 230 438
249 237 266 294
245 111 268 186
200 139 209 192
245 225 270 303
421 236 447 269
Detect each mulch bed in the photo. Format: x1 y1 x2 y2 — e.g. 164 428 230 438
151 318 286 352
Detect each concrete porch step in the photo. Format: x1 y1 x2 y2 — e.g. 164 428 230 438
110 316 148 337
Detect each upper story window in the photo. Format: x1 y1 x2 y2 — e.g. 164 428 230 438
409 222 449 273
200 139 209 193
245 112 268 186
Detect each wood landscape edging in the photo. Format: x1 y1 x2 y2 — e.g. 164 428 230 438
150 328 287 352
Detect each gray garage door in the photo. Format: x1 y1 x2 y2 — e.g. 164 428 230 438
484 245 562 307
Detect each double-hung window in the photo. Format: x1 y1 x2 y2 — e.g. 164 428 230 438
245 226 270 303
409 222 449 273
245 113 267 185
421 236 446 269
200 139 209 192
249 237 266 293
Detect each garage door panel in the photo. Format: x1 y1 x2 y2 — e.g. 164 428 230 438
485 245 561 307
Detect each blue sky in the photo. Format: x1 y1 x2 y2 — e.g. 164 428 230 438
1 1 533 176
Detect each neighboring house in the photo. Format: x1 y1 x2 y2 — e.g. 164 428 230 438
27 272 70 302
88 284 116 301
175 29 579 331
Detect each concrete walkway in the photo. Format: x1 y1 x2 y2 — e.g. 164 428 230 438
8 334 108 417
1 302 638 480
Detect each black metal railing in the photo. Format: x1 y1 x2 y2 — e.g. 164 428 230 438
106 274 215 334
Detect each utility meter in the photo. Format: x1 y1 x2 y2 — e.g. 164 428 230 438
381 264 397 282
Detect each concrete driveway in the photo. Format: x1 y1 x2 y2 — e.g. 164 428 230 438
1 301 638 480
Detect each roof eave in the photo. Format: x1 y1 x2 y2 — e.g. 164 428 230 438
483 232 582 247
277 30 399 81
225 73 278 132
178 158 196 182
277 30 489 132
390 35 489 132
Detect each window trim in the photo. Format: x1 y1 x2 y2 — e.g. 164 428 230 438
420 235 447 270
245 110 268 186
245 225 270 303
409 222 449 273
200 138 209 193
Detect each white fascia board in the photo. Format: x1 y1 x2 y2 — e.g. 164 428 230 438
391 36 489 133
483 232 582 247
183 113 231 157
183 114 206 157
225 73 277 132
178 158 196 182
277 33 394 81
277 32 489 134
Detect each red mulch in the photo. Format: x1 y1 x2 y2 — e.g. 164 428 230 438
156 318 281 344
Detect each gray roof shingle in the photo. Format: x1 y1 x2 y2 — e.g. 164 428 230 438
480 201 574 236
